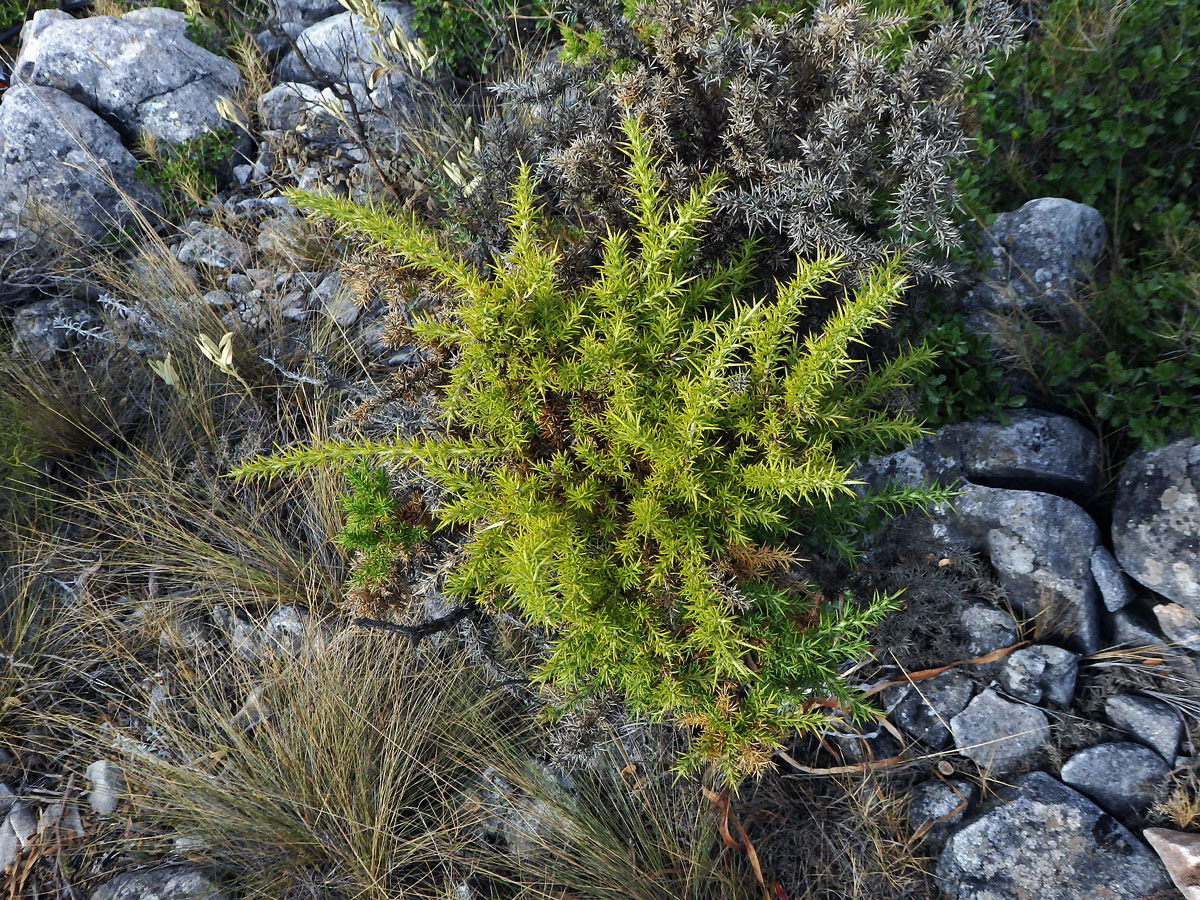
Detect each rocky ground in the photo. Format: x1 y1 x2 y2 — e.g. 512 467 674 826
0 2 1198 899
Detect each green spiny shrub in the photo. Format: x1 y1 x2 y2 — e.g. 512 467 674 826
335 461 430 590
235 121 946 782
464 0 1017 285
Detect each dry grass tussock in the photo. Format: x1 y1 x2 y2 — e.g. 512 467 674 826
96 637 512 900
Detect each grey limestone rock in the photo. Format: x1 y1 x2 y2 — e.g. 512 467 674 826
1112 437 1200 614
937 771 1170 900
175 225 252 271
14 9 241 145
1059 742 1171 817
996 644 1079 707
885 670 975 749
860 409 1102 501
1109 605 1167 647
90 867 229 900
909 778 978 849
0 84 161 288
954 410 1102 500
964 197 1107 324
947 485 1102 653
1105 693 1185 762
270 0 345 26
275 4 416 85
949 688 1050 771
1091 544 1137 612
959 603 1018 659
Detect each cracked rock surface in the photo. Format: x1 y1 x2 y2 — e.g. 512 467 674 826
13 8 241 144
1113 436 1200 613
938 772 1171 900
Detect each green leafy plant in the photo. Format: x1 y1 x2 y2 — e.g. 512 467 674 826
1000 222 1200 449
411 0 553 77
961 0 1198 259
334 462 429 590
0 0 57 34
235 121 946 782
137 127 235 221
910 309 1025 426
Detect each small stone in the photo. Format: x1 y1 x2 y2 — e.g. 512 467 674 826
1144 828 1200 900
0 828 16 873
256 214 313 263
885 670 975 749
6 802 37 846
270 0 344 26
11 299 71 363
963 197 1107 324
959 604 1019 659
38 801 83 838
265 604 312 655
1154 603 1200 651
1109 606 1166 647
908 778 977 849
176 226 252 271
314 271 361 326
202 290 234 308
996 644 1079 707
226 273 254 294
949 688 1050 771
86 760 125 815
1059 742 1170 817
259 81 325 131
937 771 1171 900
1092 545 1137 612
90 867 231 900
1105 694 1185 761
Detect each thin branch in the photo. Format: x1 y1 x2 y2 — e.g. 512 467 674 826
354 599 479 646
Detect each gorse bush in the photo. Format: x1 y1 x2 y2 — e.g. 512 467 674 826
462 0 1017 284
236 122 945 782
335 461 430 591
